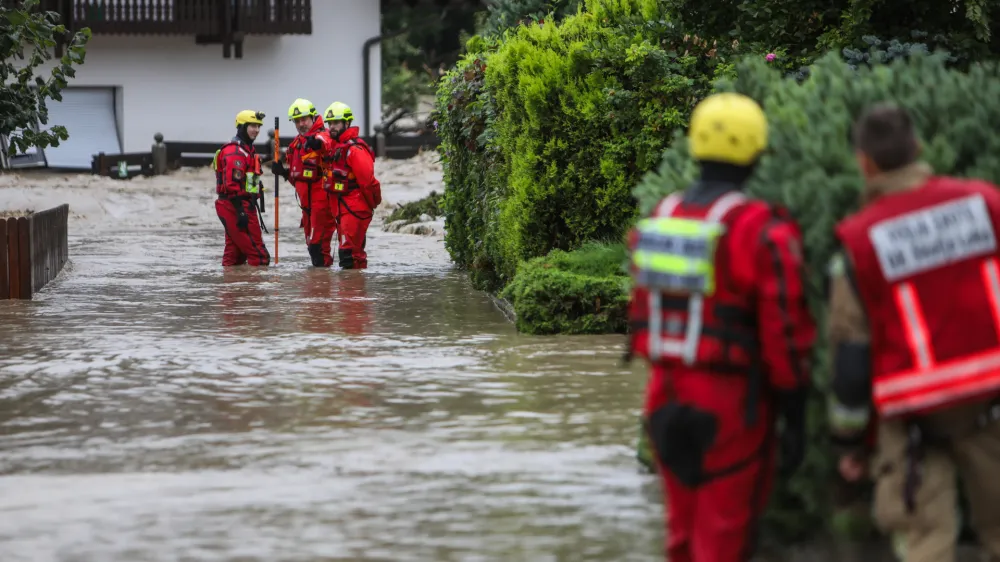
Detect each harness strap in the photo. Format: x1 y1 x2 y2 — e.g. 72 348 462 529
649 191 748 365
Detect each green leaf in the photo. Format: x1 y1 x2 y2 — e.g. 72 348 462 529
0 4 88 156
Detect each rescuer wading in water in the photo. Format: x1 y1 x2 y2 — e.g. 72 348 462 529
322 102 381 269
214 110 270 267
271 98 337 267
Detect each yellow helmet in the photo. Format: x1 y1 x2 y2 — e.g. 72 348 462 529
288 98 317 120
323 102 353 122
235 110 265 127
688 93 768 166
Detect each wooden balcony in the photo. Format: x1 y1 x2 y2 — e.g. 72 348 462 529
31 1 312 56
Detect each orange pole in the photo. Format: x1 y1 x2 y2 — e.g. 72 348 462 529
273 117 280 264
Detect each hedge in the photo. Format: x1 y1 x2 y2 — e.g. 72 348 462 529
436 0 761 294
634 49 1000 543
438 0 997 331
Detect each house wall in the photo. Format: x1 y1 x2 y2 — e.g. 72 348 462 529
35 0 380 153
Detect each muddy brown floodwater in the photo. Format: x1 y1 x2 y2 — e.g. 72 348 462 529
0 220 663 561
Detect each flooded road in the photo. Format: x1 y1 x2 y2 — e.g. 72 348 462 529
0 226 661 561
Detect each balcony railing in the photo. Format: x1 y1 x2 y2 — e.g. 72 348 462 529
29 0 312 57
238 0 312 34
25 1 309 35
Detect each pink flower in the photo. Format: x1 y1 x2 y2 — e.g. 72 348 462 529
765 53 776 62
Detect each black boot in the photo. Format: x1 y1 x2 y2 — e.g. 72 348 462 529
308 243 324 267
338 248 354 269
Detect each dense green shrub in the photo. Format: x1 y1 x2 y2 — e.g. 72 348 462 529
480 0 584 37
436 0 757 292
499 242 630 334
634 49 1000 542
661 0 997 67
435 39 508 290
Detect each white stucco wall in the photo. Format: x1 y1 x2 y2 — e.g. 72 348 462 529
36 0 380 153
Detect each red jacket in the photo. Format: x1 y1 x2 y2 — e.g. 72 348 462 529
628 190 815 404
214 138 261 198
328 126 381 210
287 119 334 209
836 176 1000 418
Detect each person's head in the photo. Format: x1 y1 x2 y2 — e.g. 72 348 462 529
288 98 319 135
688 92 768 185
852 103 921 179
235 110 264 144
323 102 354 136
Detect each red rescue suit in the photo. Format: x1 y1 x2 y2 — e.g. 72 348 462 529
325 127 382 269
214 138 270 267
628 188 815 562
836 176 1000 418
287 119 336 267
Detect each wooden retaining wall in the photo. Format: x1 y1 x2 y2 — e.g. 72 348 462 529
0 204 69 300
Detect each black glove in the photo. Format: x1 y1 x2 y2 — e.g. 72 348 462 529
271 161 289 180
777 387 808 477
305 136 324 151
236 206 249 230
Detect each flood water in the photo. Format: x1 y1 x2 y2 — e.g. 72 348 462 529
0 227 662 561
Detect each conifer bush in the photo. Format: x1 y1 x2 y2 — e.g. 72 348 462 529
635 49 1000 542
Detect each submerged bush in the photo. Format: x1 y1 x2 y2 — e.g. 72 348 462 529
500 242 630 335
386 191 443 225
635 49 1000 542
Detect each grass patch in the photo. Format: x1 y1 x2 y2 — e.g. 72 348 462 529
499 241 630 335
386 191 443 225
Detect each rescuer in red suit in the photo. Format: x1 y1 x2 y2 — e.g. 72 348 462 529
214 110 270 267
626 93 816 561
271 98 336 267
321 101 382 269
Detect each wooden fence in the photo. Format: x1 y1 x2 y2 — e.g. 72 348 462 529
92 151 155 179
1 204 69 300
90 133 442 177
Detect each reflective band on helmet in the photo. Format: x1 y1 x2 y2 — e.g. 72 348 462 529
874 258 1000 416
